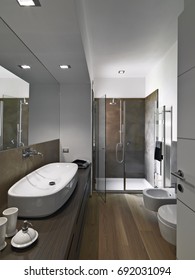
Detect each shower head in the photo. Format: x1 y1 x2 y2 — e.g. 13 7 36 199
109 98 117 105
21 98 28 105
23 98 28 105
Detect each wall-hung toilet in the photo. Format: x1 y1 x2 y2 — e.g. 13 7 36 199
157 204 177 246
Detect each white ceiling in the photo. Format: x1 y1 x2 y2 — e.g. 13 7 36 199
0 0 184 84
79 0 184 79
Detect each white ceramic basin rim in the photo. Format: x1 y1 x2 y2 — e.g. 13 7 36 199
8 162 78 218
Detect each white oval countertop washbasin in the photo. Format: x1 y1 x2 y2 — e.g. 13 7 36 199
143 188 176 212
8 162 78 218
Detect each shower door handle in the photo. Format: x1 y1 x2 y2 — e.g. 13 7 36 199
116 142 124 163
126 141 131 146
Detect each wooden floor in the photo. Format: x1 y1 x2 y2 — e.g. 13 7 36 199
79 192 176 260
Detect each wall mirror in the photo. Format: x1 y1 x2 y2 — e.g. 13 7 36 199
0 17 58 151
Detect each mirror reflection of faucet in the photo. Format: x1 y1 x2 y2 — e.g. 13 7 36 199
22 147 43 158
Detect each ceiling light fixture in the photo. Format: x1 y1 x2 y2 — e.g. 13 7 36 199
17 0 41 7
118 70 125 74
60 65 71 69
18 65 31 69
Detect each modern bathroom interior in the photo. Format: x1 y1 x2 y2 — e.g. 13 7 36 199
0 0 195 262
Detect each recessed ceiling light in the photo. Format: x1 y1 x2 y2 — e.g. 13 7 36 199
118 70 125 74
18 65 31 69
60 65 71 69
17 0 41 7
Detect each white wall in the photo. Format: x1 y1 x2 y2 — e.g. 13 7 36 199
94 77 145 98
145 42 178 141
60 83 91 162
29 83 60 145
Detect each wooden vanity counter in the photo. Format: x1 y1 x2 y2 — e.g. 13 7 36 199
0 166 91 260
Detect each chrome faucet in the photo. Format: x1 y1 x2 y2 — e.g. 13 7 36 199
22 147 43 158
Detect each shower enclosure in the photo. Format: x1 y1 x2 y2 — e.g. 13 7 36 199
94 97 151 194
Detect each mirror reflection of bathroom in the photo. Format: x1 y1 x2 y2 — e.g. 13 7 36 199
0 65 29 151
0 98 29 150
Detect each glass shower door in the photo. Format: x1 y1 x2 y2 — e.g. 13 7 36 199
106 98 145 191
98 97 146 192
106 98 125 191
94 96 106 201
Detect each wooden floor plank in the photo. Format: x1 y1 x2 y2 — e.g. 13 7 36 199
79 192 176 260
140 230 176 260
125 194 158 231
